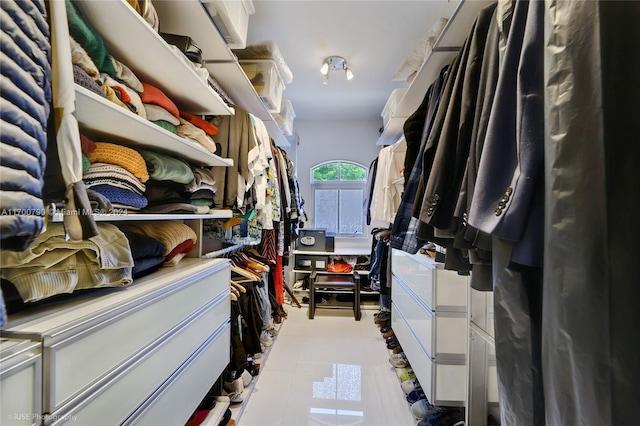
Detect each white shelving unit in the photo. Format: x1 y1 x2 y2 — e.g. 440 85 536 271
152 0 291 147
73 0 233 116
50 211 233 223
0 2 254 424
377 0 495 146
75 86 233 167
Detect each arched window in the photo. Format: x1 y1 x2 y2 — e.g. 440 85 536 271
311 161 368 235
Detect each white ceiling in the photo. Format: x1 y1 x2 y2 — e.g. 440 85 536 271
245 0 459 123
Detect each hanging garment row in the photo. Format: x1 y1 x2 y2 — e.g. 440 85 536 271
384 0 640 425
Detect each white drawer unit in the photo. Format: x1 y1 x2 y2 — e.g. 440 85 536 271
392 304 466 406
2 259 230 423
392 276 467 358
390 249 469 407
47 293 229 425
0 339 42 426
391 249 468 312
122 324 231 426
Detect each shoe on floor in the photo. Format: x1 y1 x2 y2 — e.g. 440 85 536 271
260 330 274 347
223 376 244 395
385 335 398 345
392 345 404 354
375 311 391 324
399 368 416 382
389 353 409 368
379 325 392 334
401 378 420 394
382 329 395 339
386 338 400 350
411 399 445 420
241 369 253 387
223 387 248 404
406 387 426 404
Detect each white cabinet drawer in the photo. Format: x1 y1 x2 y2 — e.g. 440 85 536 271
391 304 466 406
39 261 229 413
392 276 467 358
123 324 231 425
0 339 41 426
391 249 468 312
48 291 229 425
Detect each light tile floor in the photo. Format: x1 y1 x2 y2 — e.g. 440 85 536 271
236 306 416 426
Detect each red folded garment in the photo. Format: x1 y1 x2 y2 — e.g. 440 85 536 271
140 81 179 118
80 133 97 154
112 85 131 103
165 239 195 263
180 111 219 136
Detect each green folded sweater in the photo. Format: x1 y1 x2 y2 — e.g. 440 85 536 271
66 0 116 77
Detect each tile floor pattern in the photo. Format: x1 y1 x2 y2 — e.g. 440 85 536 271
236 306 417 426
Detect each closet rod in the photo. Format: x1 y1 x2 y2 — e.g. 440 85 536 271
202 243 246 259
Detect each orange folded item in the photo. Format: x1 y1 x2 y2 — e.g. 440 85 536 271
140 81 179 118
180 111 219 136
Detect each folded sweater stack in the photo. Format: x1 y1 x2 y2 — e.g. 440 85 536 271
138 150 218 214
85 142 149 210
118 221 198 266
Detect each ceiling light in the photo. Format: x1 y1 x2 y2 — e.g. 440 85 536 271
320 61 329 75
320 56 354 84
345 67 354 80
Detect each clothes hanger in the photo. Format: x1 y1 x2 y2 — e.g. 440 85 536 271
229 261 259 281
246 248 276 265
234 252 269 273
230 286 240 298
230 280 247 293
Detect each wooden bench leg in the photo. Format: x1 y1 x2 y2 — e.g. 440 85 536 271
354 286 361 321
309 283 315 319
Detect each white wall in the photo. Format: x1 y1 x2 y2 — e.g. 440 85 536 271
291 119 382 248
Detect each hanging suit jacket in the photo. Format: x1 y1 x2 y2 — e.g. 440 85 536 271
390 65 449 253
418 2 498 237
467 0 545 269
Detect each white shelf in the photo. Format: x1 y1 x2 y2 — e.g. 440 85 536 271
470 321 496 348
75 86 233 167
292 270 370 276
50 210 233 223
152 0 236 62
263 120 291 147
293 248 371 256
392 50 459 119
433 0 496 50
73 0 233 116
377 116 406 146
205 62 291 147
376 0 495 146
150 0 291 147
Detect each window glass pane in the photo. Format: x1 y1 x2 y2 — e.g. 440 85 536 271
339 189 364 234
339 163 367 181
315 189 338 233
312 164 339 181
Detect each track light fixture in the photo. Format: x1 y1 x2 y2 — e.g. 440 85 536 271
320 56 354 84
